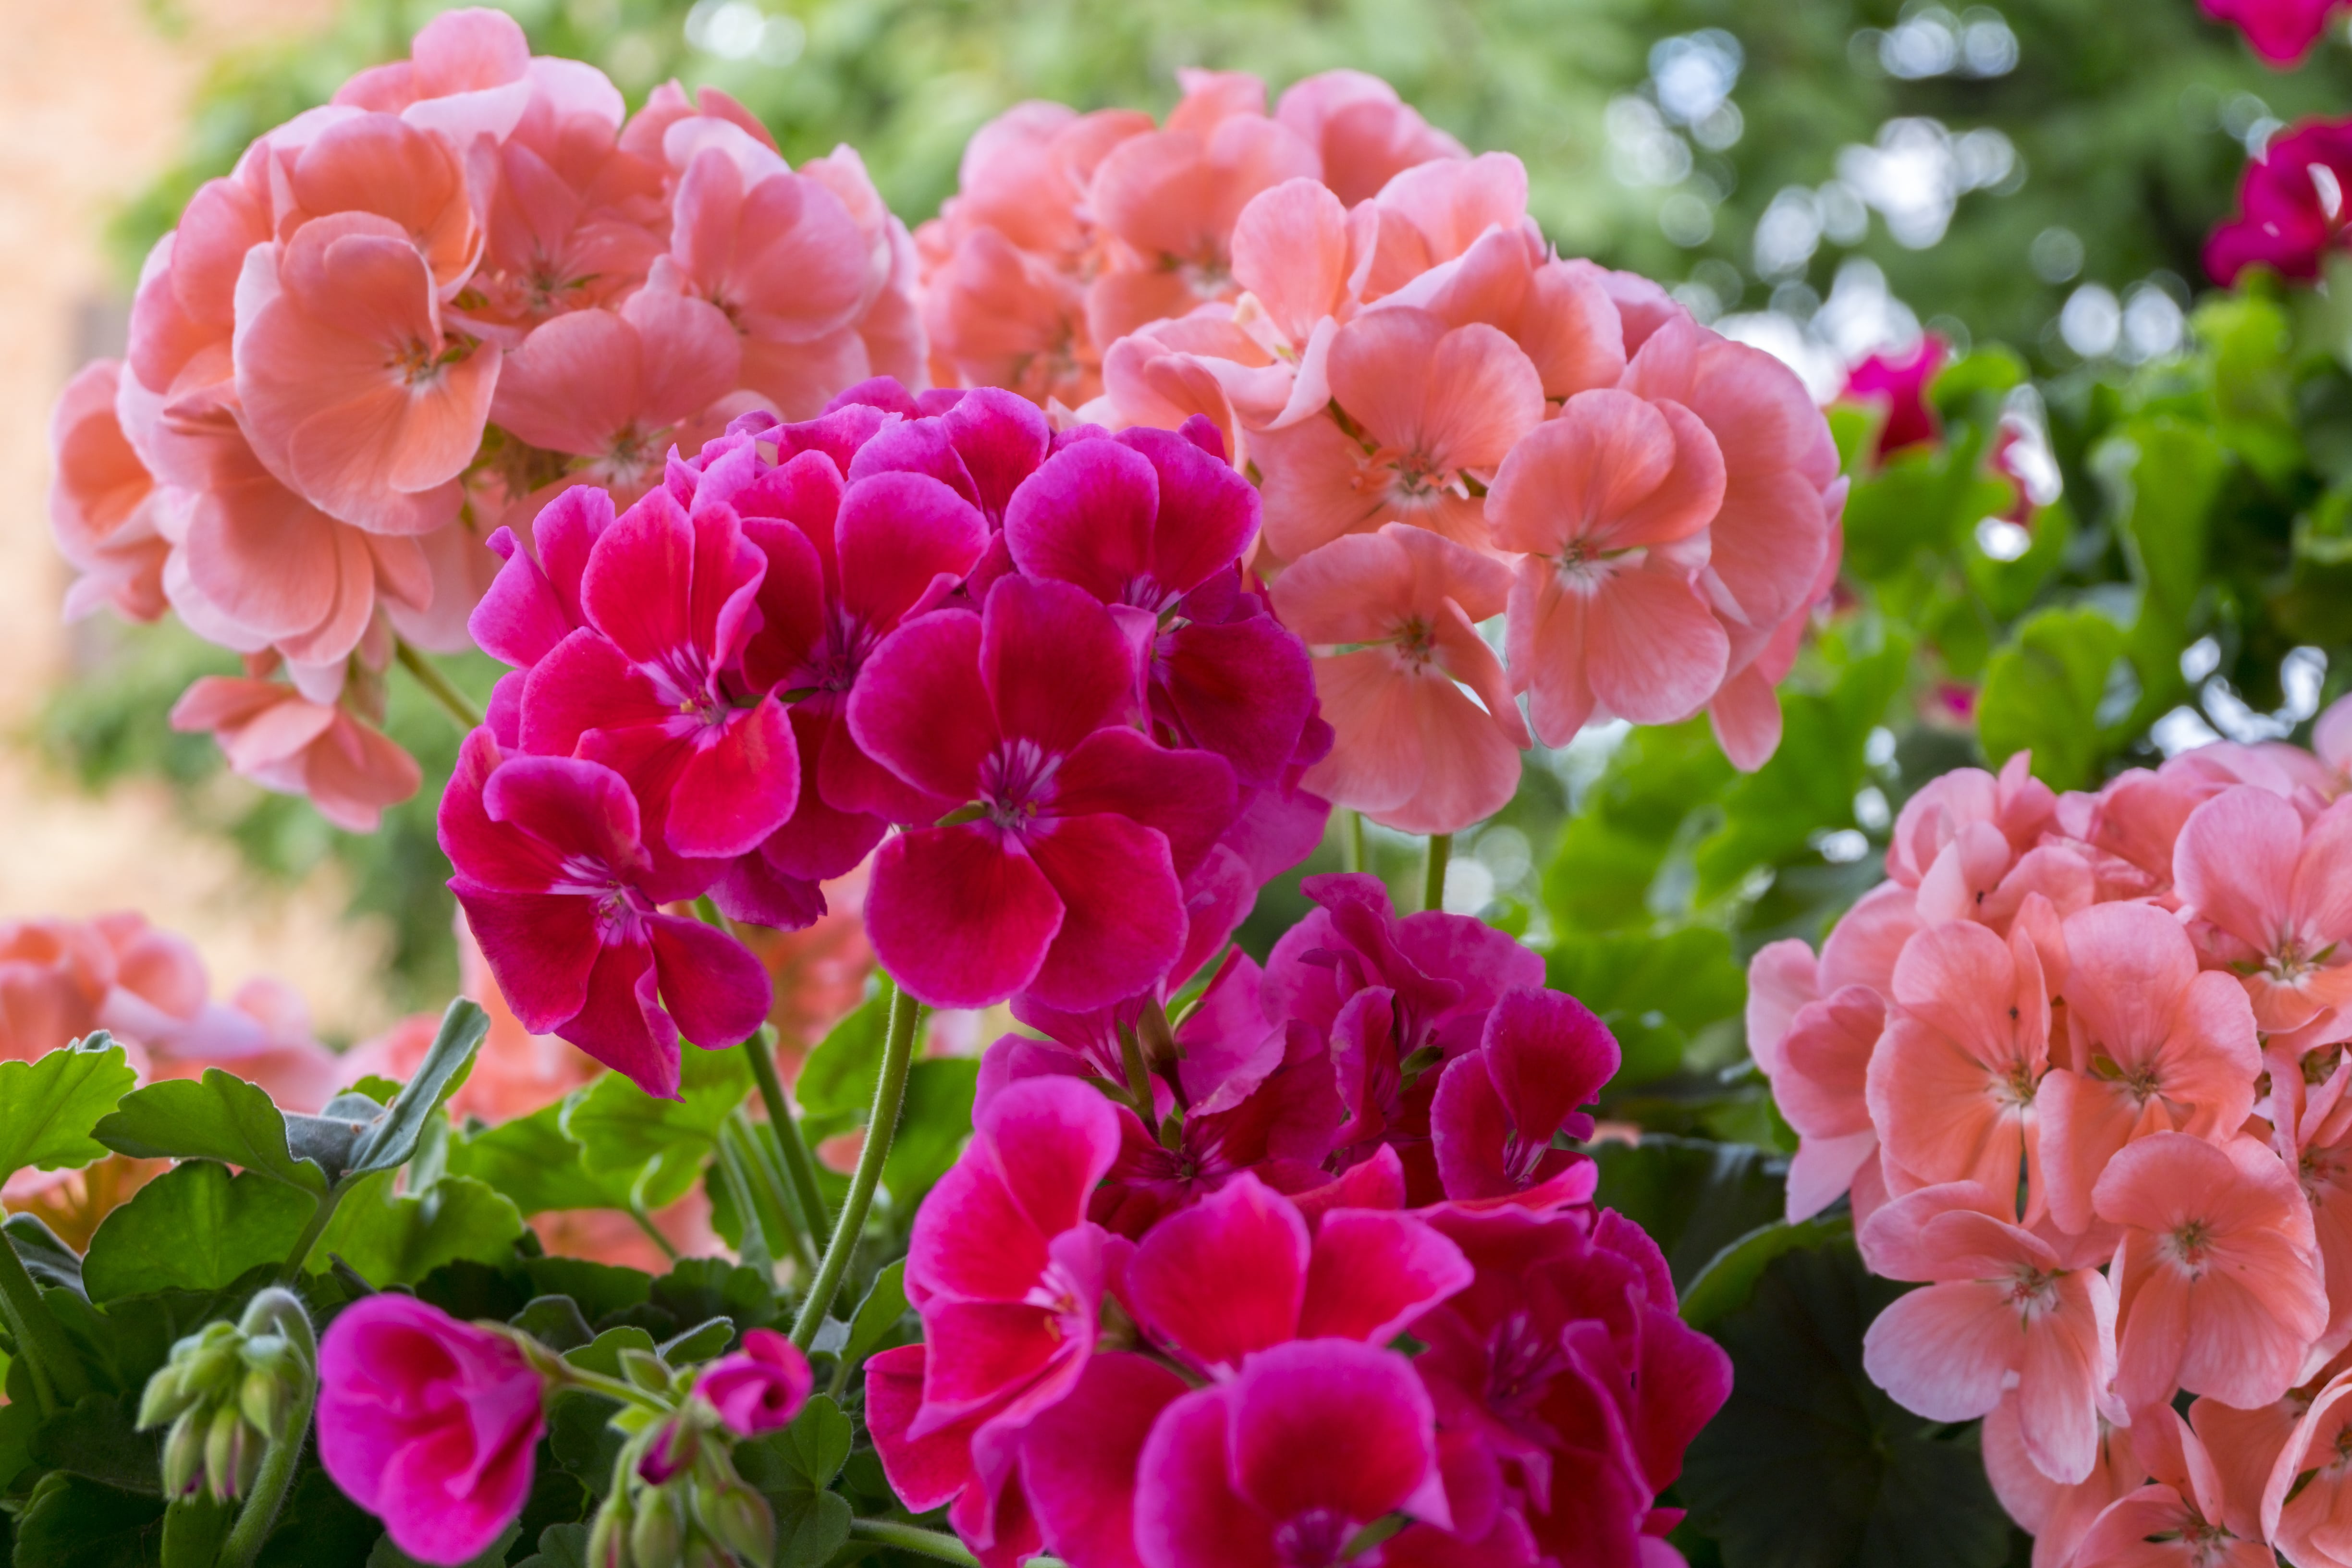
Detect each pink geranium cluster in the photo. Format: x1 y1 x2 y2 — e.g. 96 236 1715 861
445 377 1327 1095
869 871 1729 1567
50 7 917 825
1749 702 2352 1567
2206 119 2352 285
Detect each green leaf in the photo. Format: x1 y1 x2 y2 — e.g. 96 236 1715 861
646 1257 779 1336
0 1038 137 1185
560 1048 752 1211
514 1523 592 1568
735 1396 856 1568
93 1069 327 1195
1680 1237 2013 1568
347 1001 490 1179
841 1261 909 1376
520 1257 652 1323
564 1325 658 1379
82 1161 313 1303
545 1389 625 1498
2092 415 2227 728
1540 721 1734 936
1681 1215 1855 1330
1590 1136 1787 1290
660 1316 735 1364
310 1173 525 1287
251 1460 382 1568
366 1523 522 1568
1546 929 1747 1091
1975 605 2130 792
509 1296 596 1354
7 1213 87 1293
11 1471 167 1568
159 1494 233 1568
30 1394 158 1494
794 992 890 1118
446 1102 629 1216
883 1059 978 1207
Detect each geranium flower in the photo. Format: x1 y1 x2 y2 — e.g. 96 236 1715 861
1429 987 1617 1202
2207 120 2352 284
2174 786 2352 1033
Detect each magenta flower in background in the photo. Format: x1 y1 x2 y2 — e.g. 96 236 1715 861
1841 334 1948 458
439 728 771 1098
316 1295 546 1568
2200 0 2343 65
2205 120 2352 284
849 574 1238 1011
696 1328 814 1436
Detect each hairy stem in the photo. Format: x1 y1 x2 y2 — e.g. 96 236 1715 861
394 638 485 731
790 981 919 1348
214 1365 314 1568
278 1182 350 1284
746 1025 833 1239
0 1225 83 1413
1423 832 1452 914
625 1202 681 1262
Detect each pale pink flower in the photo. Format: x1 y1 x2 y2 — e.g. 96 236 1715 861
1983 1396 2147 1568
922 226 1098 407
264 110 486 296
2260 1364 2352 1566
1269 522 1528 835
1859 1181 2118 1484
2035 901 2261 1237
2175 786 2352 1033
1772 985 1888 1223
2096 1131 2328 1412
1273 69 1466 205
1252 306 1543 559
2281 1057 2352 1359
2071 1406 2272 1568
332 6 538 144
49 361 172 623
170 674 421 833
1357 153 1533 299
1746 880 1921 1072
1488 387 1729 744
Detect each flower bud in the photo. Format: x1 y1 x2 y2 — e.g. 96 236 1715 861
681 1537 733 1568
696 1479 774 1567
137 1360 192 1430
637 1417 698 1485
239 1364 291 1443
163 1408 206 1498
629 1485 683 1568
586 1495 633 1568
619 1348 672 1395
204 1400 247 1502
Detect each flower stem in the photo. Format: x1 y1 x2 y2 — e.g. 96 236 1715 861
0 1225 84 1413
1346 809 1367 874
1423 833 1452 913
214 1360 315 1568
394 638 484 731
790 980 919 1349
626 1203 681 1262
278 1181 351 1284
746 1025 833 1238
847 1520 1019 1565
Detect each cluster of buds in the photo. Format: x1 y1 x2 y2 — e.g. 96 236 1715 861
136 1288 317 1503
580 1334 807 1568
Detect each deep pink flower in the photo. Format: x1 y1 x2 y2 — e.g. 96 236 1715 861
1004 422 1315 787
695 1327 812 1436
2200 0 2343 66
437 728 771 1098
1842 335 1948 458
316 1294 546 1567
1021 1353 1192 1568
2206 120 2352 284
849 575 1237 1011
1429 988 1617 1202
1134 1339 1453 1568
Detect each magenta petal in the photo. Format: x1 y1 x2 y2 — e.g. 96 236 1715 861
1173 845 1257 994
864 1346 977 1513
838 471 988 625
715 851 825 930
1022 1353 1190 1568
739 513 829 693
478 753 653 878
1125 1175 1309 1372
531 483 616 628
914 1298 1069 1419
867 824 1064 1009
689 502 767 669
1004 439 1160 604
561 930 681 1099
469 526 572 669
646 911 772 1048
1054 727 1238 877
580 486 697 667
828 376 922 419
452 885 598 1036
943 389 1050 524
1225 1339 1449 1532
1429 1054 1520 1201
760 706 889 878
846 416 984 513
518 628 672 758
1299 1209 1472 1345
980 576 1138 753
1118 425 1259 594
848 609 997 804
663 698 799 859
1022 813 1187 1013
1483 987 1619 1141
438 729 566 892
1161 615 1316 788
1134 1388 1284 1568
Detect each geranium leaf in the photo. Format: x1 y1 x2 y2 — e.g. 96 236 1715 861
81 1161 312 1303
346 1000 490 1178
93 1069 327 1195
309 1173 524 1286
0 1037 137 1186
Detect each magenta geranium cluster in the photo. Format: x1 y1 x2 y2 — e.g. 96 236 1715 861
866 873 1730 1566
439 376 1326 1095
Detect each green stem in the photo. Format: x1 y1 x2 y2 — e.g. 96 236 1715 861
551 1360 674 1413
1347 809 1367 875
790 981 919 1348
847 1519 1031 1566
394 638 484 731
1423 832 1452 914
278 1182 351 1284
0 1225 82 1413
731 1115 816 1275
215 1369 314 1568
746 1025 833 1237
625 1203 681 1263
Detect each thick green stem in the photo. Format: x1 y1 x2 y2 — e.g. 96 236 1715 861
0 1225 82 1412
845 1520 1002 1565
746 1025 833 1237
790 981 919 1348
278 1182 351 1284
215 1367 314 1568
1423 833 1452 914
394 638 485 731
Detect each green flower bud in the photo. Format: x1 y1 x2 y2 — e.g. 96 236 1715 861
586 1502 630 1568
136 1360 192 1430
162 1409 206 1498
239 1364 290 1443
629 1485 683 1568
681 1537 733 1568
618 1348 671 1394
695 1479 774 1568
204 1401 246 1503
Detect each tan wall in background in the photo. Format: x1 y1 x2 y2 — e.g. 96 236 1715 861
0 0 405 1043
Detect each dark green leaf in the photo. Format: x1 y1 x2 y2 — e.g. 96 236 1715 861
564 1325 657 1380
1590 1137 1788 1290
1681 1238 2013 1568
6 1213 86 1293
446 1103 628 1217
647 1257 778 1337
882 1059 978 1208
509 1296 596 1353
0 1377 41 1491
660 1316 735 1365
736 1396 856 1568
30 1394 158 1494
560 1050 751 1211
546 1390 625 1499
309 1173 524 1286
93 1070 326 1195
0 1039 138 1186
520 1257 651 1325
11 1471 167 1568
1682 1215 1856 1330
252 1463 384 1568
840 1262 909 1377
514 1523 592 1568
347 1001 490 1179
1547 930 1747 1091
82 1161 313 1302
159 1494 232 1568
365 1522 520 1568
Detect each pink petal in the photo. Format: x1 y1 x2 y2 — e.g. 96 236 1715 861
867 824 1063 1010
1004 439 1159 604
1299 1208 1472 1344
847 609 997 804
1583 563 1731 726
1023 812 1188 1013
646 910 772 1048
1022 1354 1190 1568
980 576 1138 756
662 698 799 859
1860 1279 2021 1421
1125 1174 1309 1371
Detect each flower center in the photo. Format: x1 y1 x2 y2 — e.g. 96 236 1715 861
1390 616 1439 674
1486 1310 1568 1423
980 738 1062 833
2004 1265 2060 1318
1272 1508 1354 1568
2164 1218 2215 1274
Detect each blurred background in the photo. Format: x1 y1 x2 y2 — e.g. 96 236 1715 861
10 0 2346 1038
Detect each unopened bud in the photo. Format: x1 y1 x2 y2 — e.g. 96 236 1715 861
618 1348 671 1394
697 1480 774 1567
204 1401 247 1503
637 1417 697 1485
682 1537 733 1568
163 1409 205 1498
136 1361 191 1430
587 1497 632 1568
629 1486 683 1568
239 1365 290 1443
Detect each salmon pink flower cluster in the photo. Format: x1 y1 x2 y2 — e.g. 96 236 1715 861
51 6 917 825
447 377 1328 1095
1748 701 2352 1568
866 872 1730 1567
